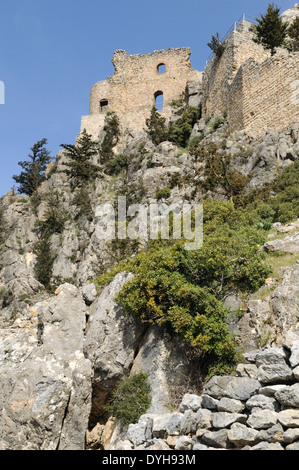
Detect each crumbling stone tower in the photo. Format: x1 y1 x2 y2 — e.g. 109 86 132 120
81 48 202 139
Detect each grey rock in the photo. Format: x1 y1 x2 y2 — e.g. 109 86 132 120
127 416 153 447
84 272 145 395
179 393 202 413
271 265 299 337
259 423 284 443
212 412 246 429
217 397 245 414
247 409 278 430
180 410 196 435
289 340 299 368
152 414 173 439
286 441 299 450
201 394 219 410
257 364 294 384
293 365 299 380
147 439 171 450
246 394 278 411
166 413 183 436
82 283 97 305
193 443 208 450
204 376 260 401
0 284 92 450
274 383 299 408
228 423 260 447
236 363 258 379
259 384 288 396
130 325 196 414
278 409 299 428
194 409 212 429
202 429 230 449
255 347 288 367
282 427 299 444
263 232 299 254
114 440 133 450
250 442 284 450
174 436 193 450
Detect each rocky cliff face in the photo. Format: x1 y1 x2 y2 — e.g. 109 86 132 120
0 107 299 450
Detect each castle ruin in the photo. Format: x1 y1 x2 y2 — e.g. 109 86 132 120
81 48 202 139
80 4 299 140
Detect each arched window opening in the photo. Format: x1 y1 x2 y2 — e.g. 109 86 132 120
100 99 109 113
157 63 166 74
154 91 164 111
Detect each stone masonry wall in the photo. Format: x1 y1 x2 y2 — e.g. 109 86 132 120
110 341 299 451
229 52 299 136
81 48 202 139
202 20 270 118
203 18 299 137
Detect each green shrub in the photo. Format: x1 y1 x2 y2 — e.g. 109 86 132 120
167 106 200 148
156 186 171 200
113 199 271 375
104 154 132 175
243 161 299 223
104 373 151 427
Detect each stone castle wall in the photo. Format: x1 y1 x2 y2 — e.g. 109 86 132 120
202 20 270 119
229 52 299 135
81 48 202 139
202 17 299 137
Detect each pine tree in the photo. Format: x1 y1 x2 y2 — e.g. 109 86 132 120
253 3 288 56
287 16 299 51
33 230 54 289
100 112 120 164
207 33 225 58
13 139 51 196
145 106 168 145
61 129 100 185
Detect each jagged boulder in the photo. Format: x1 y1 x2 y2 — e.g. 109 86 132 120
0 283 92 450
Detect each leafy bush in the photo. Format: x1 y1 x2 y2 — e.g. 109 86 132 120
167 107 200 148
112 198 271 375
104 154 132 175
156 186 171 200
104 373 151 427
243 161 299 223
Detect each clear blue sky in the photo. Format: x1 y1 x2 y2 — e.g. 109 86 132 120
0 0 295 196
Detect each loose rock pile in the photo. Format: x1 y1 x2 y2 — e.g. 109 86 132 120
111 341 299 450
